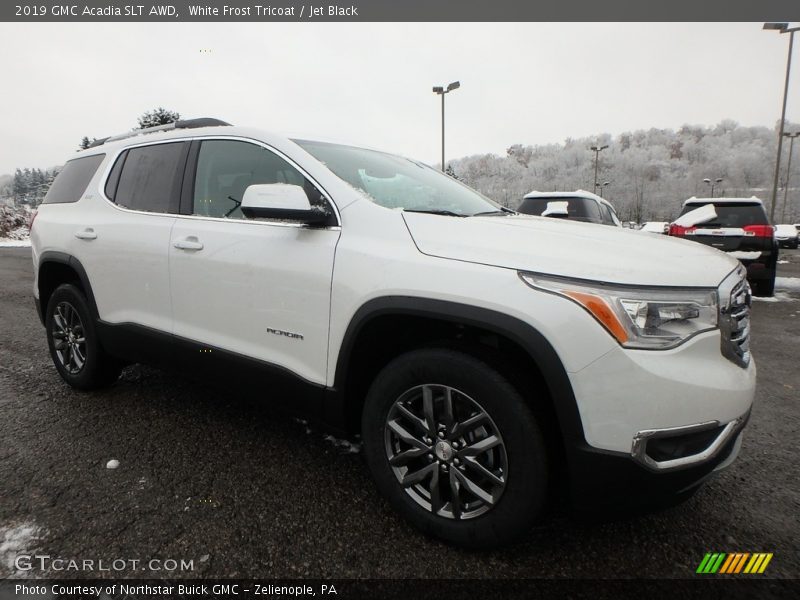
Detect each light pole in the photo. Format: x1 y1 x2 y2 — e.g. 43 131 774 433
590 144 608 194
764 22 799 222
781 131 800 222
599 181 611 198
703 177 723 198
433 81 460 171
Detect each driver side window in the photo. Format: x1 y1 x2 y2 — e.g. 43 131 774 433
192 140 326 220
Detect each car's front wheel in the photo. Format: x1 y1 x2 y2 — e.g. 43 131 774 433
361 348 548 548
45 284 122 390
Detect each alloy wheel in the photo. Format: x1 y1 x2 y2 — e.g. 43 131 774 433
51 301 87 375
384 384 508 520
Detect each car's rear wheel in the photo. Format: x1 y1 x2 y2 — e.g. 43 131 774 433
361 348 548 548
46 284 121 390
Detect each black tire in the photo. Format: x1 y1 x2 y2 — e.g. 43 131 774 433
361 348 548 549
752 273 775 297
45 283 121 390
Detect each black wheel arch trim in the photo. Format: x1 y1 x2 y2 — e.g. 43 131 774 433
37 251 100 325
330 296 589 452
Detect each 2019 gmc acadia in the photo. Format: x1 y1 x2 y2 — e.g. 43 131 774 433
31 118 755 548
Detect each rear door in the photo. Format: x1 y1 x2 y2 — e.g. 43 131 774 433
79 141 188 332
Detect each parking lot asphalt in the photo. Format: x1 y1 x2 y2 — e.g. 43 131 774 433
1 247 799 580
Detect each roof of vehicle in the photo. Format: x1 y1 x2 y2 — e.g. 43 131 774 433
72 118 328 163
682 196 764 206
522 189 615 209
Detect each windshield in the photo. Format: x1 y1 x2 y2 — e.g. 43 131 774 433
678 202 768 227
295 140 501 216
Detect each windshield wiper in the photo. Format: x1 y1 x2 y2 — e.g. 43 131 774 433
403 209 465 217
471 209 514 217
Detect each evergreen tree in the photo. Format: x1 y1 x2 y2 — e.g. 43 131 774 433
79 136 91 150
137 107 181 129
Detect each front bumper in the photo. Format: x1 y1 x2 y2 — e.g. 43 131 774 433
569 423 746 510
568 330 756 454
563 328 755 506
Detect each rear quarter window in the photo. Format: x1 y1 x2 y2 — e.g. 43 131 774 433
42 154 105 204
113 142 188 214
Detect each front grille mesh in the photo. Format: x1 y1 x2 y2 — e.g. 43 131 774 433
720 270 751 367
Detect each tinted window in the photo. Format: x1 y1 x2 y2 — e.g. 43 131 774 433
679 202 769 227
114 142 186 213
42 154 105 204
599 203 620 226
104 151 126 201
193 140 327 220
518 196 603 223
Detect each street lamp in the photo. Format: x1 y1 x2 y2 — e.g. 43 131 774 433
703 177 723 198
764 22 800 221
599 181 611 198
781 131 800 222
433 81 460 171
590 144 608 194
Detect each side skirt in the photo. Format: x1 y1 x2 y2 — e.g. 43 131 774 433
95 321 343 429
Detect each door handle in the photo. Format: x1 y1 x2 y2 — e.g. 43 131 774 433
75 228 97 240
173 237 204 251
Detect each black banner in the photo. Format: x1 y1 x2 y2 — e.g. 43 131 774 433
2 0 800 22
2 579 799 600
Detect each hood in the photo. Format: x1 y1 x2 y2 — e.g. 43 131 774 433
402 213 739 288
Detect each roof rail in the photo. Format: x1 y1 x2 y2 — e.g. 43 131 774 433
87 118 231 148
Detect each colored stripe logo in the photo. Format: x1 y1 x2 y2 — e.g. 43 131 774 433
696 552 773 574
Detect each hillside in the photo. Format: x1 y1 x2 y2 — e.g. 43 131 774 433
450 120 799 223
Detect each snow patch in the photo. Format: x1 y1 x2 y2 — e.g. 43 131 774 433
752 292 796 303
1 521 42 576
0 238 31 248
728 251 761 260
323 434 362 454
776 277 800 292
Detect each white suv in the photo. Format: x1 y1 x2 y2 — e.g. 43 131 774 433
31 119 755 548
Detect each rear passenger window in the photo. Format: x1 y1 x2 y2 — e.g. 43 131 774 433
192 140 326 220
113 142 187 213
42 154 105 204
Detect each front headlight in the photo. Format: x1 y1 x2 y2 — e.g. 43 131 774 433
519 272 718 350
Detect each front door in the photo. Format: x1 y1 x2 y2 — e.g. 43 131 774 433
168 139 340 387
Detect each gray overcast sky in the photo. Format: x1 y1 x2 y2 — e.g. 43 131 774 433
0 22 798 175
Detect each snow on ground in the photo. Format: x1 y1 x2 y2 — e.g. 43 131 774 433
323 434 362 454
294 418 362 454
1 521 43 577
0 238 31 247
775 277 800 292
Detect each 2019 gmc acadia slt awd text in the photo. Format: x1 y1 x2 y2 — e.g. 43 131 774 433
31 119 755 548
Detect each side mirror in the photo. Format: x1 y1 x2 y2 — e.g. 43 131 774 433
542 200 569 218
241 183 329 225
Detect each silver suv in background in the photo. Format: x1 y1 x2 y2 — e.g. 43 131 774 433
517 190 621 226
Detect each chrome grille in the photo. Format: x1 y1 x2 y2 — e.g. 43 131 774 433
718 267 751 368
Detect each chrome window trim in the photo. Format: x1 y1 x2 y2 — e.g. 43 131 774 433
96 134 342 230
631 412 748 472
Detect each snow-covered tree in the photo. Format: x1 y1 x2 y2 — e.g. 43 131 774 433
137 107 180 129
